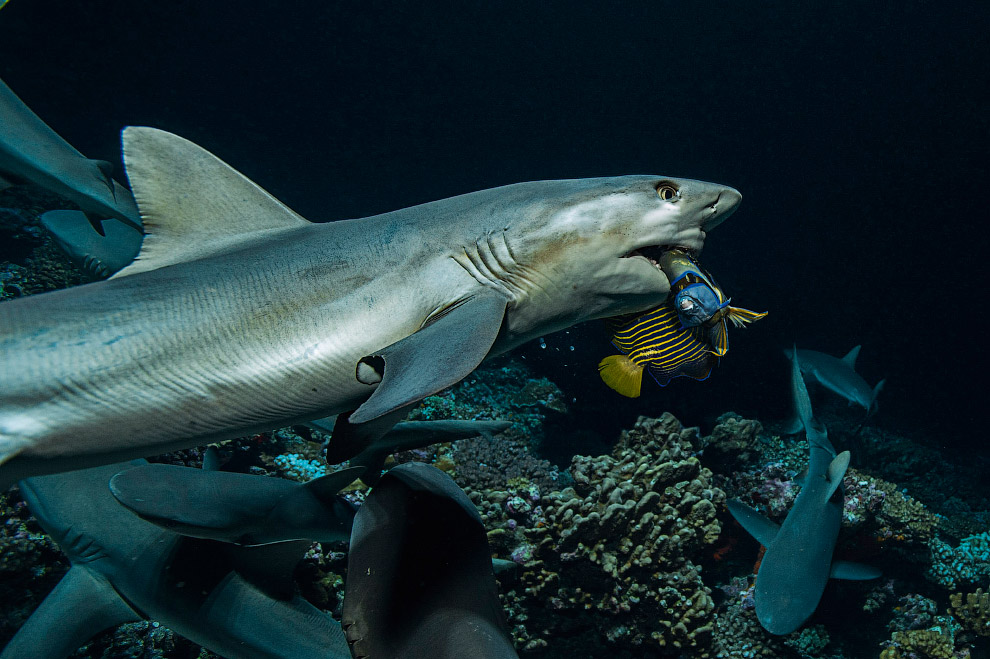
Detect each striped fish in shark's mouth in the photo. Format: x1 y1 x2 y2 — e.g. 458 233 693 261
598 248 767 398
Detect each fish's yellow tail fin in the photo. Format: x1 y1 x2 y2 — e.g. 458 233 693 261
598 355 644 398
727 307 768 328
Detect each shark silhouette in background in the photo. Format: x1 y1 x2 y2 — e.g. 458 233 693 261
784 346 885 426
727 347 881 635
0 78 143 277
1 457 357 659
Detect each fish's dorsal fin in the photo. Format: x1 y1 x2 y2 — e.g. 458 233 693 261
824 451 851 501
841 345 862 369
112 127 309 279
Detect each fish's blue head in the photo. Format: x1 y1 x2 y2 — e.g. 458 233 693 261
674 282 725 327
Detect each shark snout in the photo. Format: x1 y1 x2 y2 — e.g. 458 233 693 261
703 186 742 231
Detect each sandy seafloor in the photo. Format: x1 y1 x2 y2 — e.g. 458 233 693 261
1 185 987 659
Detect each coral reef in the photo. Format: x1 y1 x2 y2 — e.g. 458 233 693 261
950 588 990 637
485 413 724 656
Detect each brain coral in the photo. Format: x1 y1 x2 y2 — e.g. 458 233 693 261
500 413 725 656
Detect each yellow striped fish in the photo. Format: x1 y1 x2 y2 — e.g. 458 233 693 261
598 249 766 398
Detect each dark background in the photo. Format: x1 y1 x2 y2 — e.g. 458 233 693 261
1 1 986 451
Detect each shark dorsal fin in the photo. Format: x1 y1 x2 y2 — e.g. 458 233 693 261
824 451 851 501
841 345 861 369
112 127 309 279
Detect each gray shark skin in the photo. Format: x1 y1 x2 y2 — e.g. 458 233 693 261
109 460 363 545
727 348 880 635
0 126 740 486
316 417 512 484
343 462 519 658
784 345 885 420
40 210 144 278
0 460 351 659
0 78 141 229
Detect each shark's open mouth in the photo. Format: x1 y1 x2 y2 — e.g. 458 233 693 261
625 244 696 271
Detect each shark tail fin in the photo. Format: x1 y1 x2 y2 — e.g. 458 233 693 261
598 355 644 398
727 306 768 328
867 379 886 417
824 451 851 501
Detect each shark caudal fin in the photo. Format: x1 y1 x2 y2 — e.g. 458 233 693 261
598 354 644 398
113 127 310 279
867 379 886 417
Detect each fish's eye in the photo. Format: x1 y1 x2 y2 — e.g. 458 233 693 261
679 298 695 311
656 184 679 201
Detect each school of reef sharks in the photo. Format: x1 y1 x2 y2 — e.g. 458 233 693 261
0 70 887 657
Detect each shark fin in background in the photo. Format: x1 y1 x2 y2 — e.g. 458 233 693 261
0 566 139 659
824 451 851 502
726 499 780 547
202 446 221 471
302 466 364 503
350 293 508 424
829 560 882 580
841 345 861 369
113 126 310 279
598 354 644 398
40 210 143 278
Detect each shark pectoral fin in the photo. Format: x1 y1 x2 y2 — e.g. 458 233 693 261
781 415 804 435
725 499 780 547
868 379 886 417
350 449 389 486
225 539 314 601
830 560 882 580
304 466 364 502
40 210 144 278
92 159 117 199
824 451 851 501
349 293 508 424
841 345 862 369
1 566 139 659
113 126 310 279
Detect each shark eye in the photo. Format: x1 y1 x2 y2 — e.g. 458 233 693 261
656 184 679 201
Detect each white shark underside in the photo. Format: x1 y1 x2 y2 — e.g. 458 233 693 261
0 127 741 485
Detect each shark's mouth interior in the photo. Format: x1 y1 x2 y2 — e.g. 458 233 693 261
625 244 695 271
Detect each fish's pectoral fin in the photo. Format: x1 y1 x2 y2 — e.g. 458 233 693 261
726 499 780 547
598 355 644 397
830 560 882 580
0 566 139 658
708 320 729 356
824 451 851 502
727 306 768 328
349 292 508 425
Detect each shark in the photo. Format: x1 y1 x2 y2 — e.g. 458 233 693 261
0 125 741 486
784 346 885 426
108 451 363 546
0 78 141 231
342 461 519 658
1 459 352 659
727 347 880 635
